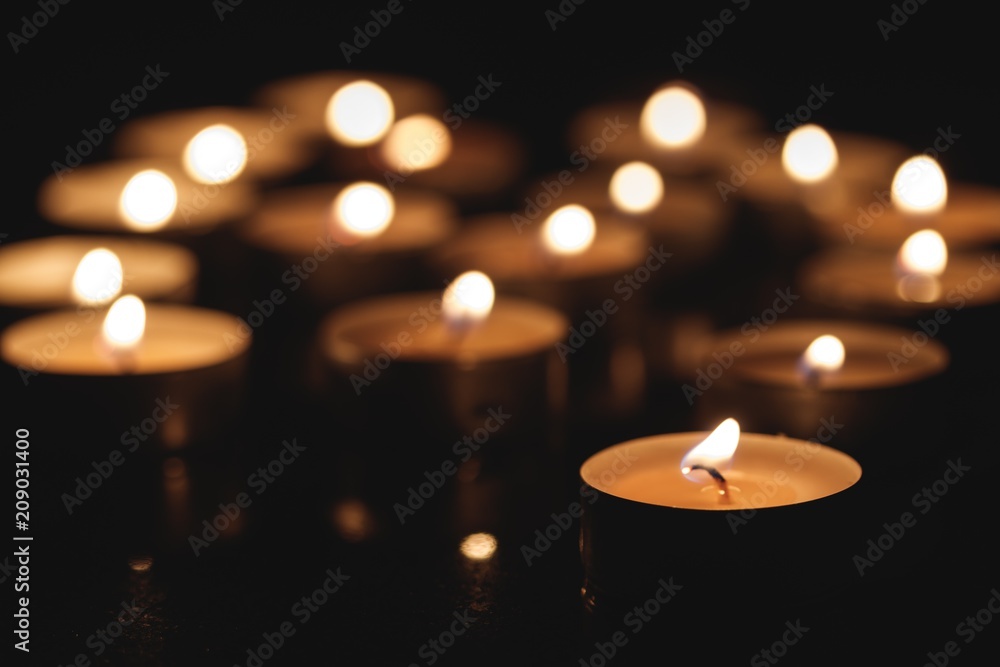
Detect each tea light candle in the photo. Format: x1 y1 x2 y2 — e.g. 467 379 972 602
38 160 256 234
567 83 762 178
691 320 948 462
0 236 197 313
113 106 313 183
237 182 458 307
580 419 862 610
1 297 250 452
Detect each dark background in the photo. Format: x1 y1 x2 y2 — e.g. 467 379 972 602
5 1 1000 666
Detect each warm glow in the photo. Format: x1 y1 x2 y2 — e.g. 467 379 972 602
542 204 596 255
442 271 495 328
609 161 664 213
183 124 248 184
460 532 497 561
898 229 948 276
379 114 452 171
802 335 846 374
330 182 395 243
782 124 838 183
120 170 177 230
71 248 123 306
102 295 146 350
640 86 706 149
325 80 395 146
892 156 948 214
680 418 740 483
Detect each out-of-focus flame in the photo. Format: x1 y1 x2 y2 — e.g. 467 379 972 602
183 124 248 184
609 161 664 213
680 418 740 483
101 295 146 350
782 124 838 183
898 229 948 276
119 170 177 230
640 86 706 149
460 532 497 561
325 80 394 146
892 156 947 215
329 181 395 244
379 114 452 171
442 271 495 329
72 248 123 306
802 335 846 375
542 204 596 255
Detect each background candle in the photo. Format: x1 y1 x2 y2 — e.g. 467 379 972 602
580 430 863 612
113 106 314 183
0 235 197 326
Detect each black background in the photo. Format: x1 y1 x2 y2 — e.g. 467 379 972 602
5 1 1000 666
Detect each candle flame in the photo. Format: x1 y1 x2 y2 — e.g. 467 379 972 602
892 156 947 214
71 248 123 306
460 532 497 561
542 204 596 255
802 335 846 374
782 124 838 183
119 169 178 230
680 418 740 483
325 80 395 146
640 85 706 149
329 182 395 244
898 229 947 276
102 295 146 350
183 124 248 184
442 271 495 328
379 114 452 171
609 161 664 213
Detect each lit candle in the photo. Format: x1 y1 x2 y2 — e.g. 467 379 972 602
567 81 763 178
1 296 250 450
114 107 312 183
0 236 197 318
237 182 457 307
38 160 255 234
579 419 862 609
691 320 948 461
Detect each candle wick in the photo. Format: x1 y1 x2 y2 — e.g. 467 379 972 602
686 464 730 503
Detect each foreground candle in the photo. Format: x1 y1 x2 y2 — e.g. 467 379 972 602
579 420 862 610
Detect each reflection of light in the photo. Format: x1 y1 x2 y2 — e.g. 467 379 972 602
802 335 845 374
102 295 145 350
892 156 947 214
72 248 123 306
380 114 452 171
782 124 838 183
640 86 706 148
183 124 248 184
898 229 948 276
325 80 394 146
460 532 497 561
680 418 739 483
120 170 177 230
331 499 377 543
163 457 187 479
329 182 395 244
542 204 596 255
609 162 664 213
442 271 495 328
128 555 154 573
